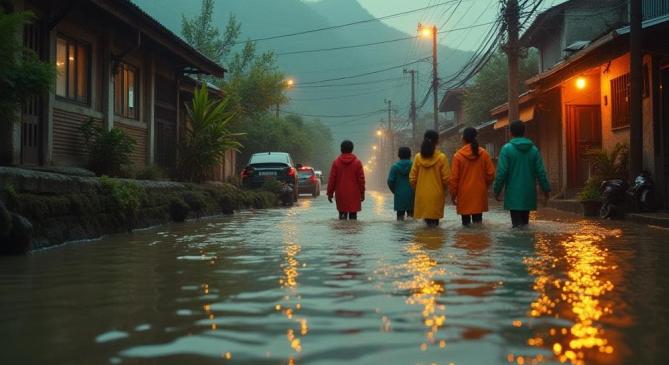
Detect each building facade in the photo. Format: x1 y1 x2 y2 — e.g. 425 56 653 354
489 0 669 208
10 0 236 179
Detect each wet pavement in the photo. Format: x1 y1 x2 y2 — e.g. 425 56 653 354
1 191 668 365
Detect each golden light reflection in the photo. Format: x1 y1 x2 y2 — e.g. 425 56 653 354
278 222 309 364
396 229 447 351
520 227 623 365
369 191 386 215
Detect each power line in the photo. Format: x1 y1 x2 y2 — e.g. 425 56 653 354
294 76 406 89
282 109 386 119
294 57 431 86
276 20 498 57
232 0 460 45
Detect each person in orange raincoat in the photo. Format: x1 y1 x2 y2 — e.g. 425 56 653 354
449 127 496 226
409 130 450 226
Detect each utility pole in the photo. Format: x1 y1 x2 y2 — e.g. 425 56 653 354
504 0 520 123
404 69 417 153
431 25 439 132
385 99 394 162
630 0 643 177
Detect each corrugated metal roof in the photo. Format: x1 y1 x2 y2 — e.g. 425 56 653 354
97 0 226 77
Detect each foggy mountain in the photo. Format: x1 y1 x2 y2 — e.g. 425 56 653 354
133 0 473 151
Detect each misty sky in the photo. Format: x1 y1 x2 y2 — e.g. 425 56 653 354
304 0 566 51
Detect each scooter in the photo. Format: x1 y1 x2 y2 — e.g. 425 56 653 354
600 179 628 219
628 171 655 212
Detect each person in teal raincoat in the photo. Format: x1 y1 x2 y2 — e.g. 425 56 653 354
493 120 551 228
387 147 415 220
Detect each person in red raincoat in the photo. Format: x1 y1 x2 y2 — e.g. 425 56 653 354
327 140 366 220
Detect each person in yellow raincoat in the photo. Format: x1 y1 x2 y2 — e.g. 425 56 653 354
409 129 450 226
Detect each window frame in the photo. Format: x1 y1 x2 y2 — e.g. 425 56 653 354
113 62 140 120
610 73 631 130
55 34 91 105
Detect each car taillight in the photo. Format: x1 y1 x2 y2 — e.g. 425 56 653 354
287 167 296 177
241 167 253 178
310 175 318 183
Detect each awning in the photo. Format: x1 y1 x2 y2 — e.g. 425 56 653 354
493 105 535 130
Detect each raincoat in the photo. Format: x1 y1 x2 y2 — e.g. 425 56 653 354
327 153 365 213
493 137 551 211
387 159 414 212
409 151 450 219
449 145 496 215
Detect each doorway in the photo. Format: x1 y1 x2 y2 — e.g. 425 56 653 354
566 105 602 188
20 22 45 165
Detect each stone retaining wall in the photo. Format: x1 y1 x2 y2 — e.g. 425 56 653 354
0 167 278 253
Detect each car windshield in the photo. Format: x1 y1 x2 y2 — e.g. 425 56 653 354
249 153 290 165
298 170 313 178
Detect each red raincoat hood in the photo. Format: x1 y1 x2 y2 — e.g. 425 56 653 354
337 153 359 165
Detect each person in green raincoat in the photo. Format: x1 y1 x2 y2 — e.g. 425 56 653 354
387 147 414 220
493 120 551 228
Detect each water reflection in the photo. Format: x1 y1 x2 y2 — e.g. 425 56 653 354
453 231 497 299
279 214 308 364
397 228 448 351
522 224 623 365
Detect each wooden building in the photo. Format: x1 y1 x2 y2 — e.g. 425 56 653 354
10 0 236 179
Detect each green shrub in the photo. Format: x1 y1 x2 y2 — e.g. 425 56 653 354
182 191 208 217
81 119 136 177
136 165 167 181
1 183 17 207
260 179 284 195
177 85 243 182
577 179 602 202
169 198 190 222
100 176 144 218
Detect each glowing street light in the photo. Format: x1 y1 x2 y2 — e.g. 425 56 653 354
372 145 377 150
419 26 433 38
376 129 383 137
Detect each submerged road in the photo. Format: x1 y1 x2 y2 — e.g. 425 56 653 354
1 192 668 365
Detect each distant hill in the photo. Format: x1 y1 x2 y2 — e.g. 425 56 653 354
132 0 472 150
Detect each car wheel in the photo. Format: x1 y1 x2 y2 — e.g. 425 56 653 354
293 187 298 202
312 186 318 197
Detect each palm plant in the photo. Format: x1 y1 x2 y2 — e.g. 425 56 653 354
177 85 243 182
584 143 629 181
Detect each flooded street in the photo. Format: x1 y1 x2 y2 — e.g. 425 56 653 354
1 192 668 365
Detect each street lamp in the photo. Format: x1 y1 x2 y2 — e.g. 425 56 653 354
418 23 439 131
276 77 296 118
372 145 377 150
376 129 383 137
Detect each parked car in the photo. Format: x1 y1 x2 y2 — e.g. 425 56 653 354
241 152 298 202
297 166 321 197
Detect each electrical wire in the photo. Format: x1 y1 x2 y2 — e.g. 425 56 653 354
232 0 461 45
294 57 431 86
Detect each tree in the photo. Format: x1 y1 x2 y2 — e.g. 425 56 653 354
181 0 286 120
462 50 538 126
0 8 55 165
177 85 243 182
181 0 239 64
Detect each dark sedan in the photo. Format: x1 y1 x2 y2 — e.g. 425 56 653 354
241 152 298 202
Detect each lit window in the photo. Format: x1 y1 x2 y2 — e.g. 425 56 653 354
55 36 89 103
114 63 139 119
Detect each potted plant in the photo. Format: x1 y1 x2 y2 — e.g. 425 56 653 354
577 179 603 217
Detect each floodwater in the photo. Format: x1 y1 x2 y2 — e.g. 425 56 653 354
1 192 668 365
